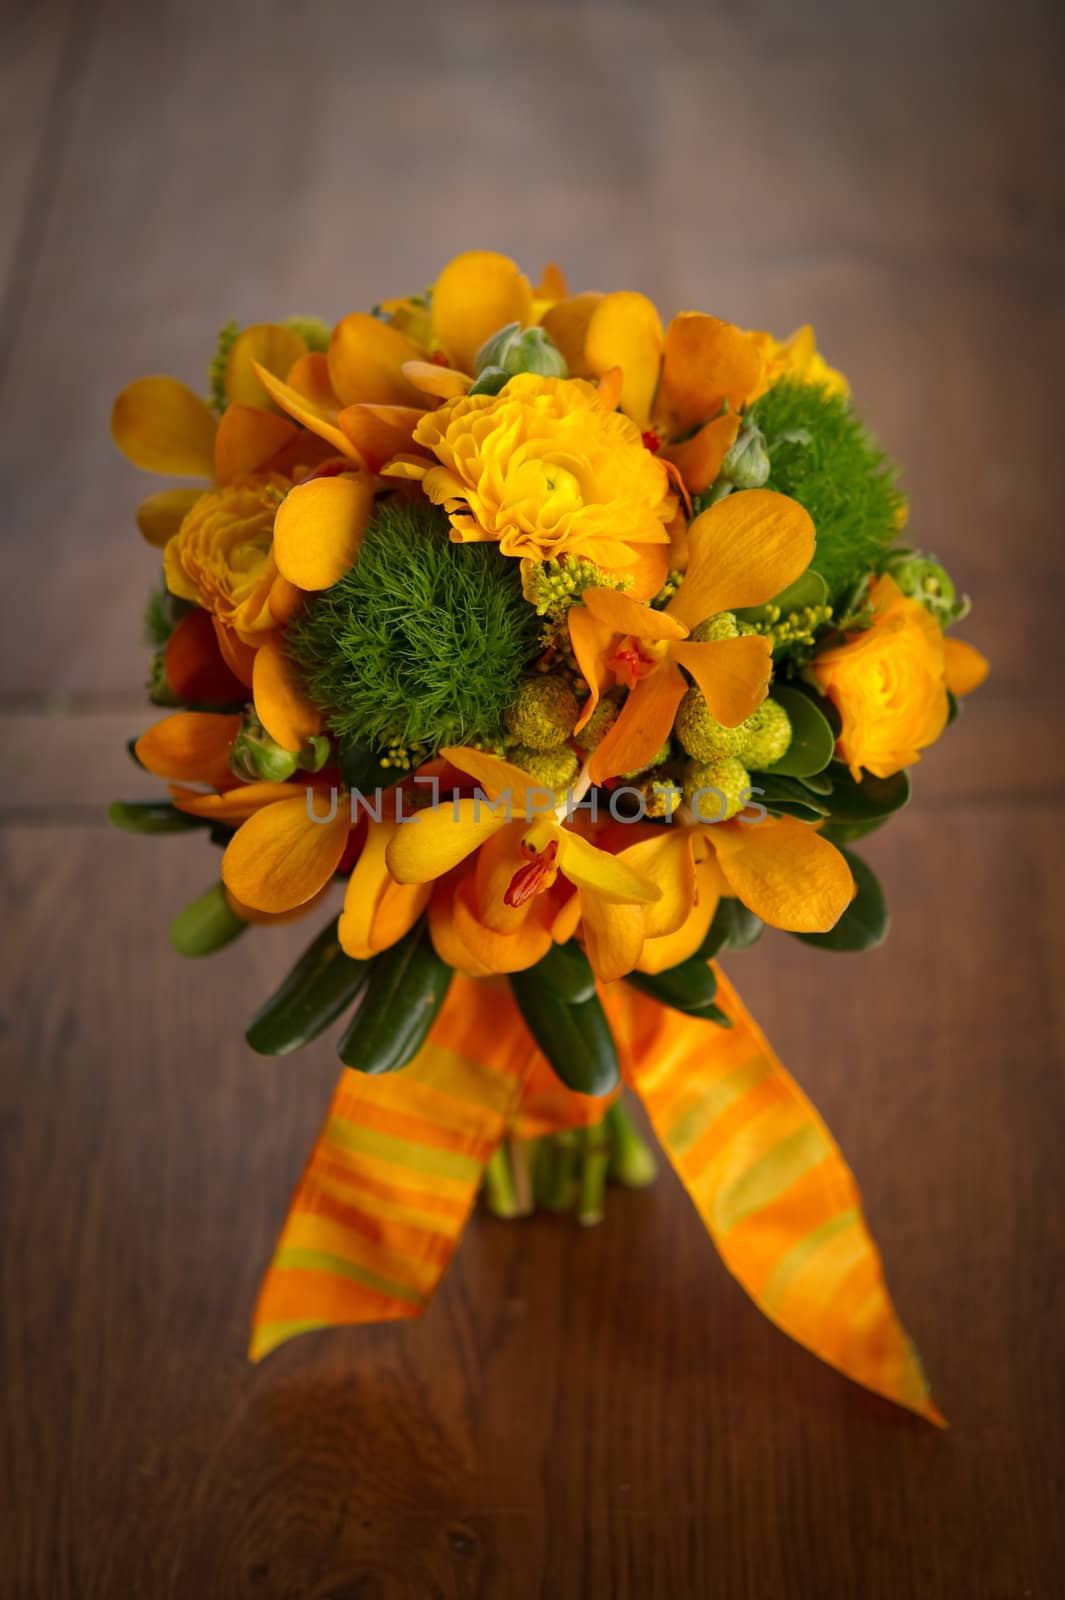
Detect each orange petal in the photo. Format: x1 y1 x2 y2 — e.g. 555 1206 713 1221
431 250 534 373
163 608 247 704
252 362 360 462
600 539 672 603
267 575 302 629
135 487 201 547
213 618 256 688
327 312 426 407
662 412 742 495
272 472 375 590
637 853 725 974
439 746 533 808
135 711 241 789
252 635 322 752
657 315 764 435
613 831 695 938
112 376 217 477
400 360 472 399
451 875 555 974
588 662 687 784
170 781 303 820
386 798 510 884
579 893 646 983
671 635 772 727
536 262 569 302
943 636 989 696
567 604 621 732
667 490 816 628
710 815 855 932
583 586 688 641
222 794 349 913
584 292 664 426
337 403 426 473
540 292 604 377
225 880 334 926
338 821 432 959
214 404 301 485
226 323 308 410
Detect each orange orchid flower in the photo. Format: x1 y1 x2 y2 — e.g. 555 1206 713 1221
569 489 815 783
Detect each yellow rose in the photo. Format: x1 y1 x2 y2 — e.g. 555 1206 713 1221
164 474 292 644
407 373 676 568
811 574 949 779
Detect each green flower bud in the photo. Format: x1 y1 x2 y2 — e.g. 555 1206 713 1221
474 321 567 379
466 367 510 397
574 693 620 751
683 757 751 822
689 611 739 643
504 674 579 751
739 698 792 768
721 421 770 489
230 714 298 783
286 315 331 353
298 734 332 773
508 742 579 796
889 553 963 623
147 651 182 707
675 688 748 762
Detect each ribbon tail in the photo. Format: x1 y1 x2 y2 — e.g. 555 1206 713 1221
250 975 537 1361
617 967 945 1425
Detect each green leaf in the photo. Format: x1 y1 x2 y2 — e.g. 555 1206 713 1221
752 772 832 820
170 882 247 958
508 970 620 1096
946 690 961 726
337 923 453 1075
822 764 910 824
698 897 765 957
246 917 371 1056
108 799 207 835
761 685 836 777
793 848 889 952
625 957 719 1017
736 569 828 624
529 940 597 1005
797 769 834 796
819 815 889 846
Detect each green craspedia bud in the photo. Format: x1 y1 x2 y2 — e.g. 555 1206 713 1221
574 693 620 751
683 757 751 822
208 320 240 414
507 743 579 796
721 421 770 489
675 688 748 762
689 611 739 643
230 713 298 783
889 552 963 624
504 674 579 751
739 698 792 769
636 777 683 819
475 322 567 380
286 315 331 353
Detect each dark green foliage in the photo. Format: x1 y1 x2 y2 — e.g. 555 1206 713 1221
289 500 539 753
749 380 904 604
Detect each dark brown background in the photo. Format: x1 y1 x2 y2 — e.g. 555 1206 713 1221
3 1 1064 1595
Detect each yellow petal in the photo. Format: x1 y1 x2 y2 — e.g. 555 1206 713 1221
439 746 533 808
272 472 375 590
400 359 472 399
662 412 742 495
710 815 855 932
226 880 333 925
557 829 661 905
135 711 241 789
252 362 360 462
222 794 349 913
431 250 534 374
252 635 322 753
135 487 201 547
614 831 695 938
112 377 217 477
385 798 509 884
667 489 816 628
943 636 989 696
579 893 646 983
225 323 308 410
213 404 301 485
170 781 303 820
582 585 688 641
540 292 604 377
637 854 725 974
327 312 426 408
337 403 425 473
656 314 764 435
584 291 664 426
588 663 687 784
671 635 772 727
338 820 431 958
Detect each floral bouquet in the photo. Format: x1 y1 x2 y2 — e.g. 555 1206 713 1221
111 251 986 1420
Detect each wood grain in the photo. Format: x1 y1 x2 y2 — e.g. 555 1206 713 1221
2 0 1063 1595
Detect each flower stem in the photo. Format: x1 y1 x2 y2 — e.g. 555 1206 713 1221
482 1144 520 1218
507 1136 534 1215
605 1098 658 1188
577 1123 610 1226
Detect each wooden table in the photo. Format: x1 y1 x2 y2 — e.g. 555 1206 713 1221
3 1 1063 1593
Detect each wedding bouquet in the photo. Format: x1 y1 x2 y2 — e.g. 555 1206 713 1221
111 251 986 1419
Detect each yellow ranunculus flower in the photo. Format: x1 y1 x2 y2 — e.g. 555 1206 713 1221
748 323 850 401
811 574 949 779
402 374 676 569
164 474 292 644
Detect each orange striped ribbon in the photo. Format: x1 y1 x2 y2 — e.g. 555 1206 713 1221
612 969 943 1424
